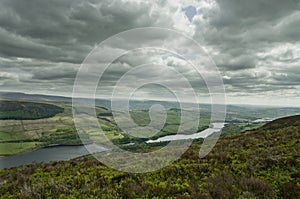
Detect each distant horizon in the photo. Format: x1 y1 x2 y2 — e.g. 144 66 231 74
1 90 300 108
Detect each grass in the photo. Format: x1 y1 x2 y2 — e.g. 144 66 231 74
0 142 41 156
221 122 266 137
0 102 80 155
0 131 27 141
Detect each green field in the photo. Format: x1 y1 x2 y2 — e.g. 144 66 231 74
0 100 79 155
0 142 41 156
0 100 210 156
1 99 299 156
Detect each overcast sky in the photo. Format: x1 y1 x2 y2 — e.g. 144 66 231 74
0 0 299 106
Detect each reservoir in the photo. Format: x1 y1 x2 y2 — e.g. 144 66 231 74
0 144 107 170
0 122 225 169
147 123 225 143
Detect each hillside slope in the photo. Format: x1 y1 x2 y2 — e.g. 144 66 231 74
0 100 64 120
0 115 299 198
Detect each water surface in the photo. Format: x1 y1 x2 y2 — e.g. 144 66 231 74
0 144 107 169
147 123 224 143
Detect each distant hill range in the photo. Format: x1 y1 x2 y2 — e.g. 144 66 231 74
1 92 300 121
0 92 73 103
0 92 181 110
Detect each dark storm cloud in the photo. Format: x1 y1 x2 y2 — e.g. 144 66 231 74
191 0 300 101
213 0 299 25
0 0 187 95
0 0 299 105
194 0 300 63
0 0 177 63
215 53 257 71
31 65 78 80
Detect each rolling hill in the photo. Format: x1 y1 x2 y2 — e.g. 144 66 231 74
0 100 64 120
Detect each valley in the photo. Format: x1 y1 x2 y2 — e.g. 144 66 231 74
0 94 300 157
0 114 299 198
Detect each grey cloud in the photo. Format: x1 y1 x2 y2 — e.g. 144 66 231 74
32 65 79 80
194 0 300 65
0 0 179 64
0 0 299 105
190 0 300 101
212 0 299 26
215 54 257 71
0 0 187 97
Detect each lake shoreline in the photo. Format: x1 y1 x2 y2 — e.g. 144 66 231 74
0 142 86 157
0 143 107 170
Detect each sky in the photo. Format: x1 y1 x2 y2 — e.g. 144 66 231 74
0 0 300 106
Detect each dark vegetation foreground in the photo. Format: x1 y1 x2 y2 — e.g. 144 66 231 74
0 115 299 198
